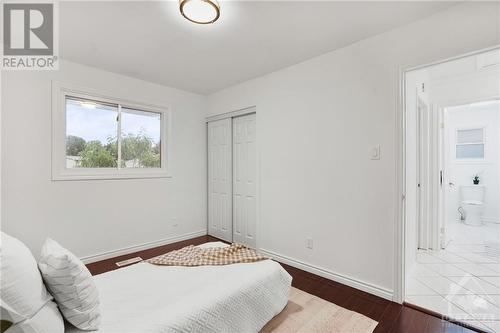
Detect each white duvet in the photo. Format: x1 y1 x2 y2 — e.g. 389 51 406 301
65 242 292 333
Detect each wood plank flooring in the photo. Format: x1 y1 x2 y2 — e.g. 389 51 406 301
86 235 484 333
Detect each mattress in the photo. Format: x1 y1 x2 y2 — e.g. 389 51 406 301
65 242 292 333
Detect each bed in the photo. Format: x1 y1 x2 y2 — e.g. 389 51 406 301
65 242 292 333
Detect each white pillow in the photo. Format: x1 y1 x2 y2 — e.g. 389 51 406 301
0 232 64 333
38 238 101 331
4 302 64 333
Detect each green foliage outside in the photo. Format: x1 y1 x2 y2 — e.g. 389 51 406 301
78 140 117 168
121 132 160 168
66 135 86 156
66 131 160 168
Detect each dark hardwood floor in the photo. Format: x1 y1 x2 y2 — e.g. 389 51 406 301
86 235 483 333
86 235 215 275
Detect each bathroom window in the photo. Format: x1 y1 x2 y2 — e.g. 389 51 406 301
455 128 485 159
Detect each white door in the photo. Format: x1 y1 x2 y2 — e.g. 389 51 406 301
417 97 430 249
417 98 441 250
208 119 232 242
439 107 449 249
232 114 257 248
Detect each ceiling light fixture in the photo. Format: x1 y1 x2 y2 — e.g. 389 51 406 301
179 0 220 25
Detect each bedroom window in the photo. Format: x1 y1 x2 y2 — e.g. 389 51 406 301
52 82 170 180
455 128 485 159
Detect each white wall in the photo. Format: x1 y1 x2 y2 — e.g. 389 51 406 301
445 103 500 224
207 2 500 299
0 72 2 236
429 53 500 105
1 60 207 260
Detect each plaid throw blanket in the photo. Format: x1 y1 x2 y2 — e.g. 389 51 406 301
147 243 268 267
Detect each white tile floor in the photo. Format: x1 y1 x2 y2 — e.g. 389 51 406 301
406 222 500 332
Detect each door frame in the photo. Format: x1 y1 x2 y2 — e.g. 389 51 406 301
206 106 259 248
394 45 500 304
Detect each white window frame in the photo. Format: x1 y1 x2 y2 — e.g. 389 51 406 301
454 125 486 161
52 81 171 180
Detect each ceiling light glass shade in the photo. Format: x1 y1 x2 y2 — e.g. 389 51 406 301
179 0 220 24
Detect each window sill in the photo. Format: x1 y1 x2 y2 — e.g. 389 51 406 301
52 170 172 181
451 159 491 165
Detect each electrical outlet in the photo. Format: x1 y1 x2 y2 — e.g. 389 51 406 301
171 217 179 228
306 237 313 249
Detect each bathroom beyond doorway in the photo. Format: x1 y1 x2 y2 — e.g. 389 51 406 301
404 48 500 332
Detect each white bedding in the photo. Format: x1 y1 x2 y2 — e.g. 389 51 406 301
65 242 292 333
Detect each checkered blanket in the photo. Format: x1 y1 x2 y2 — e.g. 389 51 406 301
146 243 268 267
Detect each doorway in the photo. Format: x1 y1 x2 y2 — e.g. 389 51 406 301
404 48 500 332
207 110 257 248
442 101 500 249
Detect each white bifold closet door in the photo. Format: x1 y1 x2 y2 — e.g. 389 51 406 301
208 118 233 242
207 113 256 248
232 114 257 248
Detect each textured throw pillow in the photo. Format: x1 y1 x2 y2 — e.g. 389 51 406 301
38 238 101 331
0 232 64 333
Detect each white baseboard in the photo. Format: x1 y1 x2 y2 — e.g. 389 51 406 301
259 248 394 301
482 217 500 224
80 232 394 301
80 230 207 264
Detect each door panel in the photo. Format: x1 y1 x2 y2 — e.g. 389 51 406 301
208 119 232 242
417 97 429 249
417 97 441 250
232 114 257 248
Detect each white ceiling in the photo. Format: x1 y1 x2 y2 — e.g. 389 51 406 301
60 1 456 95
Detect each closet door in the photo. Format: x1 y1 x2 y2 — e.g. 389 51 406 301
232 113 256 248
208 119 232 242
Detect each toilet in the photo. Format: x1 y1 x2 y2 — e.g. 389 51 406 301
459 185 485 226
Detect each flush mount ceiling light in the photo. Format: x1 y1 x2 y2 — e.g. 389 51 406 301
179 0 220 24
